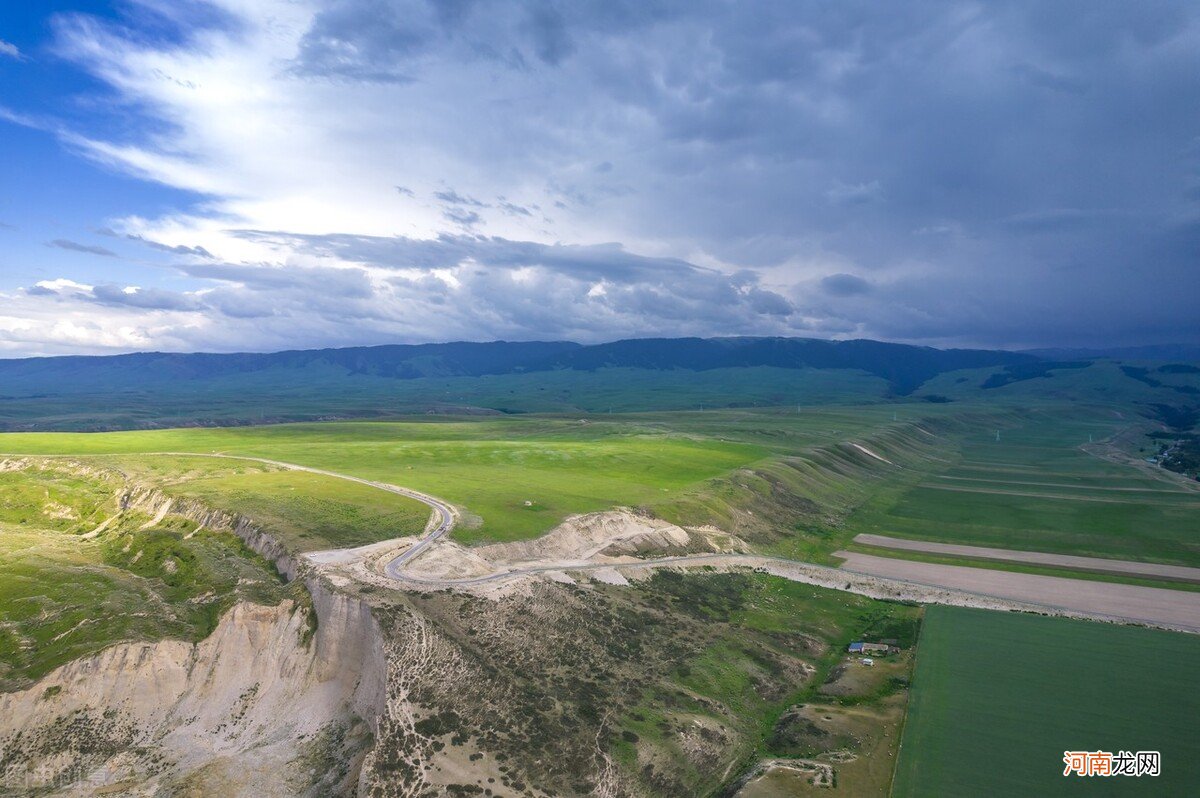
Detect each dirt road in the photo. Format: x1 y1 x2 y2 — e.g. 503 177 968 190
852 534 1200 584
835 551 1200 632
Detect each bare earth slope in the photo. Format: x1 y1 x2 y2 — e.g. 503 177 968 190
0 584 385 796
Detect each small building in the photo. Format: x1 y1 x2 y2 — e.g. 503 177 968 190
848 641 891 655
848 642 865 654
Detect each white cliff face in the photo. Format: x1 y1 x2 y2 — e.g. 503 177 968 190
0 585 386 797
0 468 389 797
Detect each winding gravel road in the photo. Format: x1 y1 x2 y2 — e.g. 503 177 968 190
148 452 458 561
112 452 1200 634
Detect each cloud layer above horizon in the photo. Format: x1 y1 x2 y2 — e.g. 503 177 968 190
2 0 1198 355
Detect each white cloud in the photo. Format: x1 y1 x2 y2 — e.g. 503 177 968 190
0 0 1194 355
2 232 804 355
0 40 22 60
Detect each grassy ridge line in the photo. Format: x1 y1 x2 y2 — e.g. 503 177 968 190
653 405 1035 563
0 406 1016 547
0 404 1074 557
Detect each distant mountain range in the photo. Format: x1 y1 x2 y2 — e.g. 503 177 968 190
0 337 1034 397
1024 344 1200 361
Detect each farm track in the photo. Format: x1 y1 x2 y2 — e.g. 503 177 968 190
835 551 1200 633
920 483 1200 506
932 475 1193 494
852 534 1200 584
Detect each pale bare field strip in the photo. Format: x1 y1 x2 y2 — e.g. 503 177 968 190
852 534 1200 584
933 475 1193 494
952 463 1122 477
835 551 1200 633
920 483 1200 506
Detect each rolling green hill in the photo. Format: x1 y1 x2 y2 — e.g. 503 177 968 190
2 337 1197 434
0 337 1032 430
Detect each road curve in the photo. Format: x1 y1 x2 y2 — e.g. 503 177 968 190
64 450 1200 634
143 452 459 560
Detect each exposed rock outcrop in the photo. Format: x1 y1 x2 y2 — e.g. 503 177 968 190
476 509 746 564
0 460 388 797
0 579 386 797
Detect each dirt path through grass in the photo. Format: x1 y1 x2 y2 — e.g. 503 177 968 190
836 551 1200 632
852 534 1200 583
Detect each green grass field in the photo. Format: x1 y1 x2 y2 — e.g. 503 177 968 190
4 401 1190 570
6 402 1187 564
0 420 771 544
848 414 1200 566
0 462 288 689
0 407 948 545
893 606 1200 796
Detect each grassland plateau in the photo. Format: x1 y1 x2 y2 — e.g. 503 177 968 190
0 338 1197 796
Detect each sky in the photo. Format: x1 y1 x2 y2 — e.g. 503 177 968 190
1 0 1198 357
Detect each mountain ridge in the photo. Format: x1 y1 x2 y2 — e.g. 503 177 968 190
0 336 1032 397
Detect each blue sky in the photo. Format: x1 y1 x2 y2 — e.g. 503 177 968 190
1 2 207 304
1 1 1198 356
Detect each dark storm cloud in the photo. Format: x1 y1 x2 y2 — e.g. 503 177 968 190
21 229 801 348
125 234 214 258
442 207 483 228
289 0 678 80
31 0 1200 353
47 239 117 257
205 230 797 342
291 0 433 82
89 284 200 311
434 189 488 207
231 230 714 284
180 261 376 299
821 274 871 297
524 3 572 65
